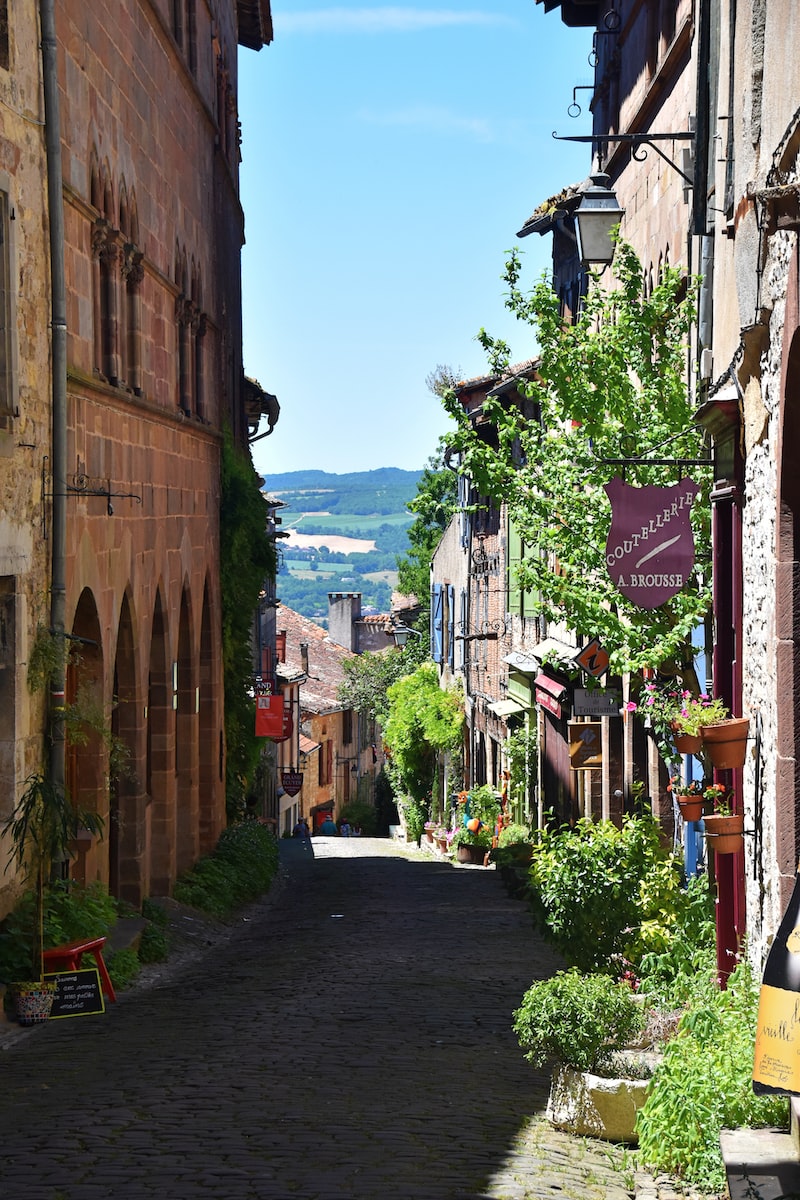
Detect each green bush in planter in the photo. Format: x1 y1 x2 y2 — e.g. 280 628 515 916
497 822 531 848
636 960 787 1193
526 813 686 973
513 968 644 1074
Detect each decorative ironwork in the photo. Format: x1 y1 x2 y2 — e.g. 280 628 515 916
553 131 695 188
456 618 507 643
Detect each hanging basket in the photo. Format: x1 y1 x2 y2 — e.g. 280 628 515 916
671 723 702 756
677 796 704 823
703 812 744 855
701 718 751 770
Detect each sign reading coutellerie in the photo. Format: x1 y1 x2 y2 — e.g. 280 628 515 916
604 476 699 610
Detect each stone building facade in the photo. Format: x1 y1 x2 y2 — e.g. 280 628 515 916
0 0 274 918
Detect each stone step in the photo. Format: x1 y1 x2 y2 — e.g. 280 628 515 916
720 1127 800 1199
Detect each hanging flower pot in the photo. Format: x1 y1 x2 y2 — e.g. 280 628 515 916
703 811 744 855
701 718 750 770
671 722 702 756
676 795 704 823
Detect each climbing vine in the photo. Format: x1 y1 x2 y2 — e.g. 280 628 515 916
220 428 276 819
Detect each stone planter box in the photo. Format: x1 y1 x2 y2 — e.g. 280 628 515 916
546 1060 652 1143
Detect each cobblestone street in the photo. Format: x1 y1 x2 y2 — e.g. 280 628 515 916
0 838 650 1200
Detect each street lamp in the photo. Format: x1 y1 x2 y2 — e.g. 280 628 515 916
573 172 624 270
391 622 421 649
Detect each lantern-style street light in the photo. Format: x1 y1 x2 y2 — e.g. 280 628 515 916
573 172 624 269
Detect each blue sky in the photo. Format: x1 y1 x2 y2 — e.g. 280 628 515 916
238 3 593 476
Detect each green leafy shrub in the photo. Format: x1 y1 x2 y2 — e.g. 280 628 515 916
107 947 141 990
173 819 279 918
636 874 717 1006
137 896 171 960
526 814 686 972
497 822 531 848
513 969 644 1073
636 960 788 1192
0 880 118 984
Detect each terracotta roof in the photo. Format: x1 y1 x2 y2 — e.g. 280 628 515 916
299 733 321 755
277 604 355 716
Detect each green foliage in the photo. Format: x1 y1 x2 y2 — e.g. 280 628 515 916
172 819 279 918
506 725 537 816
384 662 463 804
637 875 717 1007
0 880 118 984
137 919 170 964
526 814 687 972
636 961 788 1192
497 822 531 848
441 240 711 673
402 798 427 843
454 784 501 845
396 441 459 606
107 947 141 990
338 643 424 723
513 969 644 1073
337 800 378 836
220 428 277 821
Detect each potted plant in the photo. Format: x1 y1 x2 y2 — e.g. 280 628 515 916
2 772 104 1025
513 969 653 1142
701 782 744 854
701 714 751 770
451 785 500 865
668 776 705 823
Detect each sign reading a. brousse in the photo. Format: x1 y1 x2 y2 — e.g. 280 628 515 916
604 476 699 610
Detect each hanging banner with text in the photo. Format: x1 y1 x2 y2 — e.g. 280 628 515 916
604 476 699 610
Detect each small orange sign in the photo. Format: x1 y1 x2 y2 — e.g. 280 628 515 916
575 638 610 678
568 721 603 770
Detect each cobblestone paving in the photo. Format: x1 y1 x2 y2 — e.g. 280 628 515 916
0 837 680 1200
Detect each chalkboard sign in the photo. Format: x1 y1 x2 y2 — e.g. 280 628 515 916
45 968 106 1018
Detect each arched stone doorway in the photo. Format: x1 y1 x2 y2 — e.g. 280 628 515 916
110 592 143 904
67 589 104 887
175 585 198 875
147 591 174 894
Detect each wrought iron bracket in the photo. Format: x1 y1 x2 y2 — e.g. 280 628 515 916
553 131 696 187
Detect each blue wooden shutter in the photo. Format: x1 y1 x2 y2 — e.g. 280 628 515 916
447 585 455 668
431 583 444 663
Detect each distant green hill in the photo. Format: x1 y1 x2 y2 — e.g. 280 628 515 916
263 467 422 519
262 468 422 620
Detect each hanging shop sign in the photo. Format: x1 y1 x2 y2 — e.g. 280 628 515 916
255 695 293 741
568 721 603 769
281 770 303 797
573 688 620 717
604 476 699 609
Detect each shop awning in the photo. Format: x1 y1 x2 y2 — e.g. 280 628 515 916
533 673 567 701
299 734 320 756
488 698 527 717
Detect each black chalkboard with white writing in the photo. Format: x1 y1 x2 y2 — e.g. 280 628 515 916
45 968 106 1018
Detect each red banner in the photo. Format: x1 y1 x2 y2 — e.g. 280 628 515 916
255 694 284 738
604 476 699 610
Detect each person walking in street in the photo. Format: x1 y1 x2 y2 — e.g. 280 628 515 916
319 813 337 835
292 817 310 839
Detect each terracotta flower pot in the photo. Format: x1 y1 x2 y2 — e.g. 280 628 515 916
671 723 702 756
456 843 488 866
676 796 704 823
703 812 744 855
701 718 750 770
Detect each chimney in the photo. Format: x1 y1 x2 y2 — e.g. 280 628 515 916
300 643 309 676
327 592 361 652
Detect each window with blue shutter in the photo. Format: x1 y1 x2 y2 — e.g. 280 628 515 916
447 584 455 668
431 583 444 663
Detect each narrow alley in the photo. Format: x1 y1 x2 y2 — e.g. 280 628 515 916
0 840 638 1200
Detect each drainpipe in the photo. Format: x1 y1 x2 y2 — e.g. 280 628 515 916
40 0 68 800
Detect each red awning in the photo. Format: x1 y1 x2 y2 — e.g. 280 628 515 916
533 673 567 701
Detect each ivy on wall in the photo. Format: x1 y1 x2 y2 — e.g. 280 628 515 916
220 428 276 820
